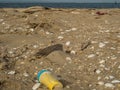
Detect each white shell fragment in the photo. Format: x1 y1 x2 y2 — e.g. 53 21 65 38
8 71 15 75
105 83 115 88
32 83 41 90
111 80 120 84
88 54 95 58
99 42 105 48
65 41 71 46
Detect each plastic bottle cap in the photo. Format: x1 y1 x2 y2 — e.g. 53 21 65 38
37 69 48 80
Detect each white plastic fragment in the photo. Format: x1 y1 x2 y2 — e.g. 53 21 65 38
8 71 15 75
99 42 105 48
111 80 120 84
105 83 115 88
32 83 41 90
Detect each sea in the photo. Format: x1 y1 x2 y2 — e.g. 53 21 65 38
0 3 120 8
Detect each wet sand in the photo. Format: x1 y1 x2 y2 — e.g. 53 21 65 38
0 7 120 90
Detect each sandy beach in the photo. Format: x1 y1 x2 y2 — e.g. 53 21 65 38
0 7 120 90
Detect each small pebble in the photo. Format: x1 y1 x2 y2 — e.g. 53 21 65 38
8 71 15 75
99 42 105 48
32 83 41 90
105 83 115 88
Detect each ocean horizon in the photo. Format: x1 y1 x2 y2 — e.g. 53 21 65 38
0 3 120 8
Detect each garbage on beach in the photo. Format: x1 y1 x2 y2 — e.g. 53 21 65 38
37 69 63 90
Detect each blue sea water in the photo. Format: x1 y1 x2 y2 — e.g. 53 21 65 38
0 3 120 8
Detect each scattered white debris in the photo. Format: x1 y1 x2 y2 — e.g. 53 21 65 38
109 76 115 79
30 28 34 32
65 29 71 32
32 83 41 90
2 22 5 25
98 81 104 85
8 71 15 75
117 35 120 38
66 57 72 63
110 47 116 50
111 80 120 84
99 64 105 68
66 85 70 89
0 19 4 22
91 41 97 44
35 14 38 17
99 42 105 48
98 76 101 80
8 51 13 54
99 60 105 64
105 83 115 88
105 76 109 80
46 31 50 35
23 72 29 77
88 54 95 58
70 50 76 55
33 45 38 49
71 28 77 31
71 11 80 14
96 69 101 74
118 65 120 69
58 36 64 40
65 41 71 46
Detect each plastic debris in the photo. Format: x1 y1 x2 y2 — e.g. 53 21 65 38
37 69 63 90
32 83 41 90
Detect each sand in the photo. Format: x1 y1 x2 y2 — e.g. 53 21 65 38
0 6 120 90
